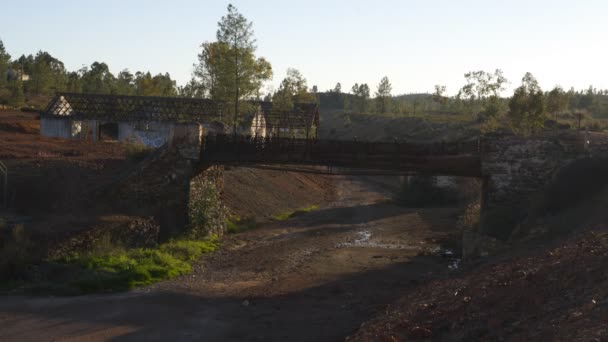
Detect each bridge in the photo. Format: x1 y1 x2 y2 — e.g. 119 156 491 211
200 135 481 177
39 93 608 244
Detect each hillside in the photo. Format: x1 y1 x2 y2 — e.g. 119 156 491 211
349 184 608 341
318 110 479 142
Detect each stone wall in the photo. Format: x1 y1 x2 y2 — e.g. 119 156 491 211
188 166 226 237
479 131 592 239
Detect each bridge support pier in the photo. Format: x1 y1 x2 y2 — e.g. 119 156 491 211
477 131 588 244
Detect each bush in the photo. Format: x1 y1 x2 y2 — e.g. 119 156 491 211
226 216 258 234
273 205 319 221
188 173 225 238
0 224 38 280
61 236 220 293
123 140 152 160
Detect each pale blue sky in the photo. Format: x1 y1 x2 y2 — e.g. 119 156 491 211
1 0 607 95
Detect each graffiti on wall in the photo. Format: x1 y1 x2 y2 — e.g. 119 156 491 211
131 130 167 148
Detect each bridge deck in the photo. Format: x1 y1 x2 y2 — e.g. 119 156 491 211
200 135 482 177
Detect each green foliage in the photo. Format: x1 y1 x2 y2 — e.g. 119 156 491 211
272 68 314 111
0 39 11 89
457 69 508 117
508 72 547 135
375 76 392 113
8 78 25 108
61 236 219 293
188 174 225 238
547 86 569 118
273 205 319 221
349 83 370 112
226 216 258 234
190 4 272 129
123 139 152 160
159 237 221 261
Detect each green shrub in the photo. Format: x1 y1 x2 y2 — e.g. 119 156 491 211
159 237 220 261
273 205 319 221
58 236 220 293
123 139 152 160
226 216 258 234
189 175 225 238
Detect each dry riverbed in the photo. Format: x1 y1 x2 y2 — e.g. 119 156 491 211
0 176 462 341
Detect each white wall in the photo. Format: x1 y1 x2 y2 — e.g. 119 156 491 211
40 117 72 138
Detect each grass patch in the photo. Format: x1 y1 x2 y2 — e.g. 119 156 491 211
226 216 258 234
34 236 220 294
273 205 319 221
123 139 153 160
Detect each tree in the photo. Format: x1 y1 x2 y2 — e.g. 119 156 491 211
215 4 272 132
349 82 370 112
546 86 569 119
333 82 342 93
579 86 596 111
375 76 392 113
508 72 546 135
457 69 507 116
0 39 11 89
311 85 318 94
272 68 314 111
179 77 206 98
432 85 447 107
115 69 135 95
65 70 84 93
81 62 115 94
29 51 67 95
359 83 370 99
8 78 24 108
134 72 177 97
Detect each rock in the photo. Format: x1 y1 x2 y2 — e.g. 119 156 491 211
568 311 583 321
241 299 250 307
409 326 432 339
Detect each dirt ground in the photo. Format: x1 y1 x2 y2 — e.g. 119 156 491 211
0 176 462 341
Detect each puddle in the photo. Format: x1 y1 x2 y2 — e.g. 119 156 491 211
448 259 461 270
337 230 420 250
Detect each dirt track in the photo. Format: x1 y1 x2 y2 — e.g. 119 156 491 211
0 176 459 341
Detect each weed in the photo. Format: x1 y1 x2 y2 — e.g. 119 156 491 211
226 216 258 234
123 139 152 160
49 236 220 293
273 205 319 221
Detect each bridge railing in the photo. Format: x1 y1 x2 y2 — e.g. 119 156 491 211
201 135 480 166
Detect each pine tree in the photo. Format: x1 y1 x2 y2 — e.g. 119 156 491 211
0 39 11 90
375 76 392 113
8 79 25 108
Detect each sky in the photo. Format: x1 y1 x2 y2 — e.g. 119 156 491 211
1 0 607 96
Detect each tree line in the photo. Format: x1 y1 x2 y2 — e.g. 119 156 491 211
2 4 607 135
0 41 179 108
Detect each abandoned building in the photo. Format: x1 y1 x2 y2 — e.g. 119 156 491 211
41 93 320 152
